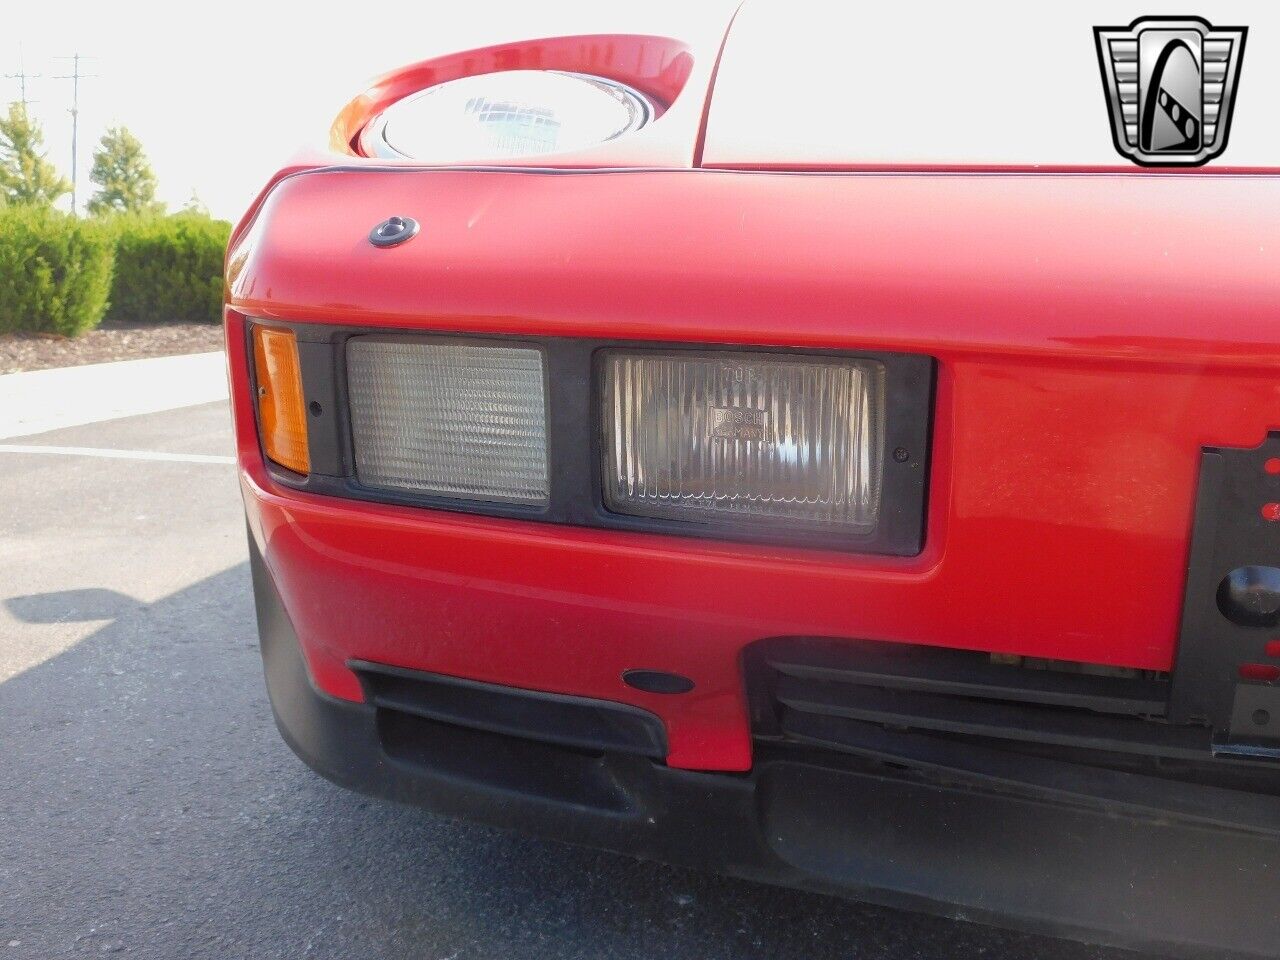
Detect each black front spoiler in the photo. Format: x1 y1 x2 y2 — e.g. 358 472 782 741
251 536 1280 960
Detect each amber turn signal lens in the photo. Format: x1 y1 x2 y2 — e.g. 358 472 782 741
252 325 310 474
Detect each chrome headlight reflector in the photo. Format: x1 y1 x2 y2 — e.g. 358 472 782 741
347 338 549 505
602 351 886 533
360 70 653 163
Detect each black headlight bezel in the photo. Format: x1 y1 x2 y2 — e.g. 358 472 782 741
247 319 935 556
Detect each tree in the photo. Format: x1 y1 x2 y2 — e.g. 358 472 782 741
0 103 70 207
87 125 162 216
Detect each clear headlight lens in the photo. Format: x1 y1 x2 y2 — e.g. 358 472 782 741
602 351 885 532
347 338 549 505
360 70 653 163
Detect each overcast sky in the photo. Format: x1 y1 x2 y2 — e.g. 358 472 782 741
2 1 724 223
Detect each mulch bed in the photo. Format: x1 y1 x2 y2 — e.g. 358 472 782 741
0 322 225 375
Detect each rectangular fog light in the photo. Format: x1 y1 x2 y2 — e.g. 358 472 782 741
348 338 549 505
602 351 884 533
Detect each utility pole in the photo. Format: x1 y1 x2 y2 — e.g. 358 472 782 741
2 43 41 108
52 53 97 215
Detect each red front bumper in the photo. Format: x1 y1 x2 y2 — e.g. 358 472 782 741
228 167 1280 772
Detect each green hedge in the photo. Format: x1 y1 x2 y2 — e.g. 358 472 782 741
0 209 231 337
0 205 115 337
104 212 231 325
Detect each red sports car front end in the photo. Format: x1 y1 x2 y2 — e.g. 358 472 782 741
228 5 1280 956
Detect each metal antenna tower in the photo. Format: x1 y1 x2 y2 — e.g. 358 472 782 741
52 53 99 215
2 43 42 107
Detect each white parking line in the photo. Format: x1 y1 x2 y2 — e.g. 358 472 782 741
0 444 234 465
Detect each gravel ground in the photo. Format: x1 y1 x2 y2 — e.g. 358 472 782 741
0 322 225 374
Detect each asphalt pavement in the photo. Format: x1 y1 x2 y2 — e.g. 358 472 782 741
0 395 1147 959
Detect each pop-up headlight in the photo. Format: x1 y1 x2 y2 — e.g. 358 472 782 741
360 70 653 163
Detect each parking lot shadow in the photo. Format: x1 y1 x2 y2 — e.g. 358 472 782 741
0 564 1129 960
7 588 145 624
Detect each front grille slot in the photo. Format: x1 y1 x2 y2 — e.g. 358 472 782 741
376 710 639 814
773 675 1205 759
749 637 1280 800
351 660 670 816
748 637 1207 761
757 637 1169 719
352 660 667 760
